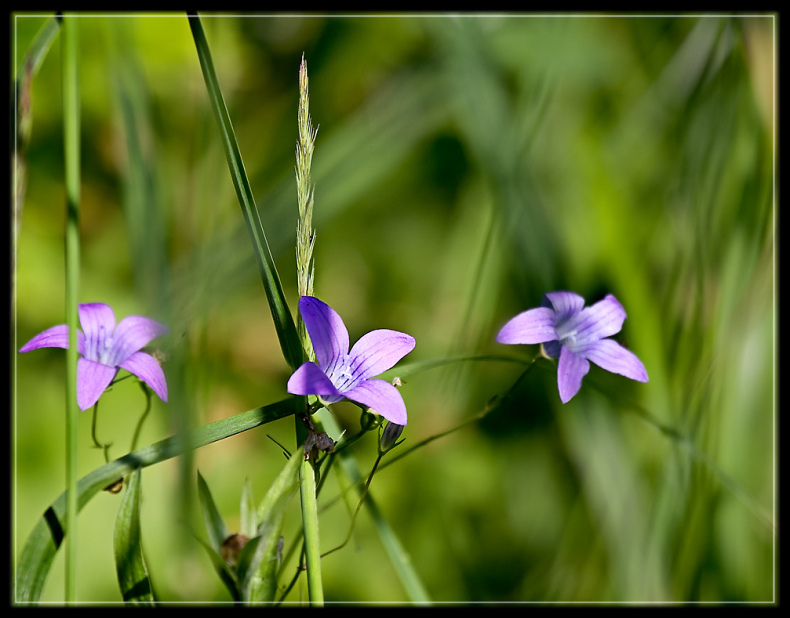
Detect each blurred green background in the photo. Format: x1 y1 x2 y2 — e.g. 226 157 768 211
12 13 774 604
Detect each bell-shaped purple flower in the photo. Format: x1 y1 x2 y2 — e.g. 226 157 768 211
19 302 169 411
287 296 416 425
497 291 648 403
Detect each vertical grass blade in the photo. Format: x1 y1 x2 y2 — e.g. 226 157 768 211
113 469 155 605
13 15 61 273
187 13 302 371
60 13 80 604
240 478 257 539
197 471 230 553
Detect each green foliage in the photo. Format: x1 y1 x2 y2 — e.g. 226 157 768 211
13 12 775 604
113 469 155 605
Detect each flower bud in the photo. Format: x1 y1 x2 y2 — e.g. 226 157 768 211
379 422 404 453
221 533 250 570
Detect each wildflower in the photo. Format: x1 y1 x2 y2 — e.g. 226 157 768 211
19 302 169 410
496 291 648 403
287 296 415 425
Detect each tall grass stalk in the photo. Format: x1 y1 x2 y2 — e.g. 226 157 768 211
61 13 80 603
295 53 324 606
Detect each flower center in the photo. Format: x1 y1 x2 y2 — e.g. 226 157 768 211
555 317 578 350
331 363 356 393
98 335 114 365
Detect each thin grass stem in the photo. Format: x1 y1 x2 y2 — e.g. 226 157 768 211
61 13 80 604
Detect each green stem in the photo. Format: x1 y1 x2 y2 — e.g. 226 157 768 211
299 458 324 605
61 13 80 604
129 382 152 452
90 401 112 463
322 454 383 559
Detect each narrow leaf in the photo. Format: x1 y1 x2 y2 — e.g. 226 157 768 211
197 471 229 553
113 469 154 605
186 13 302 371
190 530 242 602
15 397 295 603
240 478 256 539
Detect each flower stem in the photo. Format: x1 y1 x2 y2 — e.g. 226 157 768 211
299 458 324 605
90 402 112 464
61 12 80 603
129 382 152 452
383 354 540 470
321 454 383 559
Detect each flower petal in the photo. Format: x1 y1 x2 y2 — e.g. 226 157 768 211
77 358 117 410
79 303 116 362
496 307 557 345
348 329 416 382
582 338 649 383
343 378 408 425
107 315 169 366
571 294 626 347
543 291 585 323
557 345 590 404
19 324 85 355
287 361 343 398
119 351 169 403
299 297 349 372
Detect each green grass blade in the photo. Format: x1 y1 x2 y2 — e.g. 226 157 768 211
321 413 430 605
335 448 430 605
15 397 295 604
240 478 256 539
61 13 80 604
186 13 302 371
197 471 230 553
13 15 60 265
113 469 155 605
190 532 242 602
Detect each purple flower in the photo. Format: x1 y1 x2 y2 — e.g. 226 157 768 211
496 291 648 403
19 302 169 411
287 296 416 425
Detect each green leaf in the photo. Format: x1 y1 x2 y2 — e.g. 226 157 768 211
189 530 242 602
240 451 302 604
186 13 302 371
113 469 154 605
240 478 256 539
15 397 295 604
197 471 229 554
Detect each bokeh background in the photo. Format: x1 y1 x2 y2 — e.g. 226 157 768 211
12 13 775 604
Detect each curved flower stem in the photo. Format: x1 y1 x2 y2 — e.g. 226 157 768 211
317 354 543 518
382 354 540 470
89 401 112 464
321 453 383 560
129 381 152 453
